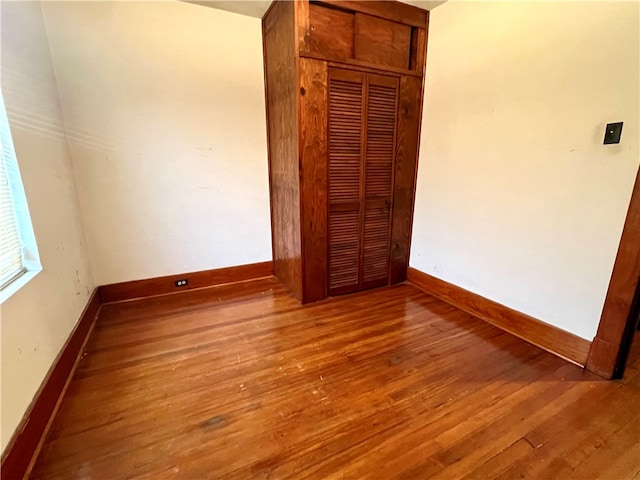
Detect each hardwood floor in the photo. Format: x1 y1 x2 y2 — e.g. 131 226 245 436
30 279 640 479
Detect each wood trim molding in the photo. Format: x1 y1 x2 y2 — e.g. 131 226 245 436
586 168 640 379
303 52 423 78
99 261 275 303
1 289 101 480
406 267 592 366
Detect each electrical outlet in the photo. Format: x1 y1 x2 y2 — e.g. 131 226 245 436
175 279 188 287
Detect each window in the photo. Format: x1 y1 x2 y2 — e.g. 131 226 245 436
0 95 41 303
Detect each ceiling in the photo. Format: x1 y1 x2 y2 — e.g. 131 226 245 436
185 1 446 18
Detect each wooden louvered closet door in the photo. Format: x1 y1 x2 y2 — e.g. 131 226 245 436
362 74 398 288
328 68 399 295
328 69 364 294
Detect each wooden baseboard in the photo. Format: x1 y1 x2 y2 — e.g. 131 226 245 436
1 289 101 480
406 267 592 366
99 261 275 303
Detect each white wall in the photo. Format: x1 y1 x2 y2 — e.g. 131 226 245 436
41 1 272 286
0 1 94 451
411 1 640 340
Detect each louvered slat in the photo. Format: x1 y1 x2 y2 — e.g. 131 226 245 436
328 75 363 291
328 79 362 204
363 81 397 284
363 207 391 283
329 210 360 289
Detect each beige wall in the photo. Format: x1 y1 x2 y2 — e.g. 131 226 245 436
0 1 94 451
41 1 272 286
411 1 640 340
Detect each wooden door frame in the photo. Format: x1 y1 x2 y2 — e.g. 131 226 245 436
611 281 640 377
586 166 640 379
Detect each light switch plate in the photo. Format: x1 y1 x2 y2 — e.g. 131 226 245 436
604 122 623 144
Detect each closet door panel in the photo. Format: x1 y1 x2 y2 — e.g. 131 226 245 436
363 74 398 286
328 68 365 294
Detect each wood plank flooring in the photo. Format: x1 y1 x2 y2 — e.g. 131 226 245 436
30 279 640 479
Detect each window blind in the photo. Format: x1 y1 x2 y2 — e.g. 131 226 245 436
0 99 26 289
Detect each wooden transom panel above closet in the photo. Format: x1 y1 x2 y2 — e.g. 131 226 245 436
304 1 427 74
